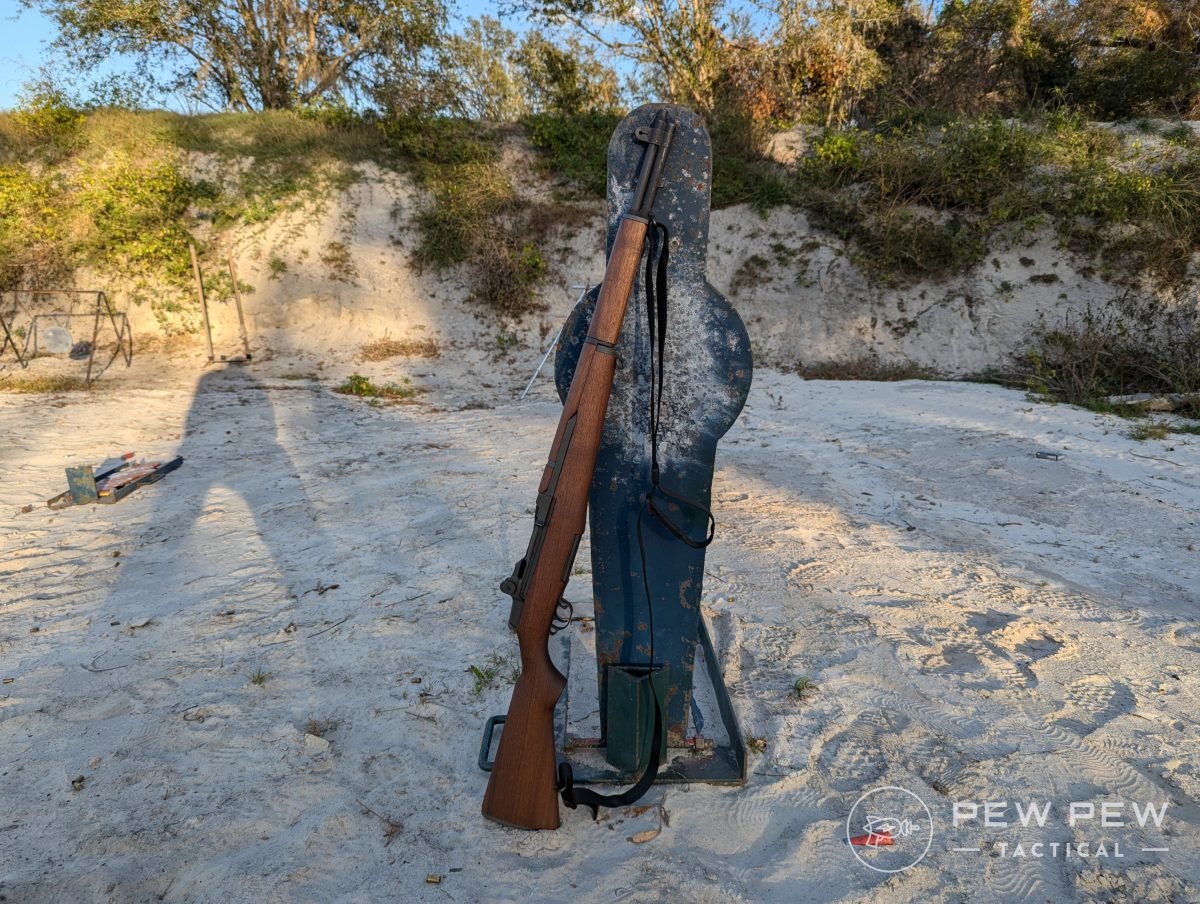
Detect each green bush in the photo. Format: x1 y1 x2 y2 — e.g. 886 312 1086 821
857 213 984 283
939 117 1034 205
333 373 418 400
383 114 499 169
1015 297 1200 416
76 152 194 282
412 161 517 268
388 116 552 316
804 130 865 188
524 109 798 215
711 151 796 213
792 114 1200 286
523 111 621 197
11 86 84 154
709 111 796 214
0 164 72 286
1073 48 1196 120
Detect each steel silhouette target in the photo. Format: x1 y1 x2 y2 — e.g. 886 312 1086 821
555 103 752 754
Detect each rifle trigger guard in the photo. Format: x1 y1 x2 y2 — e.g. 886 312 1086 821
549 596 574 635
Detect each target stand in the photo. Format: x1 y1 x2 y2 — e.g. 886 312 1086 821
3 290 132 387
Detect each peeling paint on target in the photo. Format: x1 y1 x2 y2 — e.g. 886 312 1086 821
555 104 753 743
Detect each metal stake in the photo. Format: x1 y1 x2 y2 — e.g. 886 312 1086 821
226 256 253 360
190 244 214 363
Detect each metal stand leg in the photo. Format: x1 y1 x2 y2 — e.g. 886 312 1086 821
227 257 252 360
0 311 28 368
190 244 214 363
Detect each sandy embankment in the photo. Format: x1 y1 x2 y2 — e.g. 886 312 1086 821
2 135 1198 901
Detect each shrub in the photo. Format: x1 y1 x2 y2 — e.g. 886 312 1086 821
1073 48 1197 120
523 111 621 198
0 164 72 287
793 114 1200 287
804 130 866 188
391 116 554 317
76 153 194 283
524 109 799 215
333 373 419 400
412 161 517 268
11 85 84 154
1014 296 1200 416
709 110 797 213
382 114 498 169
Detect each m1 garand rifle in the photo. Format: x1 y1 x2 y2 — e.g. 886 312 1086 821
482 110 677 830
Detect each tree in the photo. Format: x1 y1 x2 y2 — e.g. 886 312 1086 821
770 0 922 125
1053 0 1200 115
444 16 527 120
439 20 620 120
513 33 619 115
22 0 448 111
919 0 1036 112
510 0 736 114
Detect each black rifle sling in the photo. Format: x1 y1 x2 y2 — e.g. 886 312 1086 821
644 220 716 549
557 692 664 819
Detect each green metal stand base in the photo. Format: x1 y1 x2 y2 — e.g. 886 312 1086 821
557 612 745 786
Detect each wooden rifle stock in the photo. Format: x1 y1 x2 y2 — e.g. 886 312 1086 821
483 112 676 830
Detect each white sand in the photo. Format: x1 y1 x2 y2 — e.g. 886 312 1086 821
2 338 1197 902
2 151 1198 900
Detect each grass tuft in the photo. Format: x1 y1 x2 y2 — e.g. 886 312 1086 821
795 357 934 381
359 336 441 361
332 373 419 400
791 676 819 702
467 652 520 695
0 375 91 393
1126 420 1171 441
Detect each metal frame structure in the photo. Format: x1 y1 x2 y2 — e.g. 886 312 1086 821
1 290 133 387
0 307 27 368
480 616 746 785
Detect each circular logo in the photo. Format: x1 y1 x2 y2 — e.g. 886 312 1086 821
846 785 934 873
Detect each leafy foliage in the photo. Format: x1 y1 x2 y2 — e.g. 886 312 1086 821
383 115 555 316
1015 296 1200 417
514 33 620 116
795 115 1200 285
523 111 622 197
515 0 730 114
22 0 448 111
10 83 84 150
709 111 796 212
333 373 419 400
0 98 200 318
0 100 392 323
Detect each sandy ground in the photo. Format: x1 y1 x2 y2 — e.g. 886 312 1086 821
2 340 1198 903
